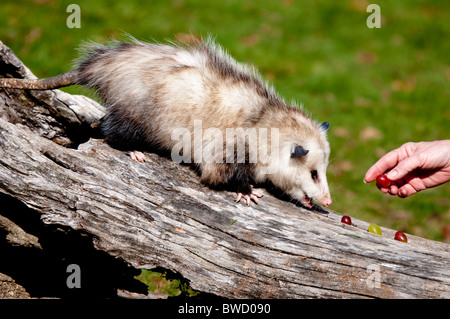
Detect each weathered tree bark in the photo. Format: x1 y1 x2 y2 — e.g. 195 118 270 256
0 40 449 299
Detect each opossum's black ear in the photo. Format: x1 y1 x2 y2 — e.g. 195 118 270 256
320 122 330 131
291 145 309 158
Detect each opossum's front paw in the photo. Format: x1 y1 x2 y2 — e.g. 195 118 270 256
129 151 147 162
235 188 263 206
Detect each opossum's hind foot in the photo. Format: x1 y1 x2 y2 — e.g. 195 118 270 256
129 151 147 162
236 187 263 206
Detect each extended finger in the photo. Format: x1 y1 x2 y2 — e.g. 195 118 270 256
364 149 403 183
365 143 417 183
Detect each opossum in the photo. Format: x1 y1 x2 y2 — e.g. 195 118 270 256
0 37 332 208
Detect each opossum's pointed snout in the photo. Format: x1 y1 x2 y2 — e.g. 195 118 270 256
320 195 332 207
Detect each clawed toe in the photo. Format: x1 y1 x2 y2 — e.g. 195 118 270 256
129 151 147 162
235 190 263 206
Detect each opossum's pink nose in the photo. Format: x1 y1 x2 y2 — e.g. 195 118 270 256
322 196 332 207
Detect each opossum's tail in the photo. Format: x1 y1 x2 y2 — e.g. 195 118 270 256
0 69 79 90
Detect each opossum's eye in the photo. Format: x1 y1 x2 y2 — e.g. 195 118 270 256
291 145 309 158
311 170 318 181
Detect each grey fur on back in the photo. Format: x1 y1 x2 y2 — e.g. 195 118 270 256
77 38 288 150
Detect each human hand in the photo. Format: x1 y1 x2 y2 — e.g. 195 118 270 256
364 140 450 197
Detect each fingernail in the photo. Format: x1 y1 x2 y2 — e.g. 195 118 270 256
387 170 398 179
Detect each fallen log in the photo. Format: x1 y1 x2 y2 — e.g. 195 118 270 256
0 40 449 299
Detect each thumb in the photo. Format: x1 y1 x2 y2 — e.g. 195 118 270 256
386 154 421 181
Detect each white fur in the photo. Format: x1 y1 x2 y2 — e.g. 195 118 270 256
77 37 332 207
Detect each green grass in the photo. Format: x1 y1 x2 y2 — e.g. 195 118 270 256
135 270 199 297
1 1 448 240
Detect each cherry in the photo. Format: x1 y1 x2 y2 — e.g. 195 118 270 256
394 231 408 243
341 215 352 225
376 174 391 188
368 223 382 235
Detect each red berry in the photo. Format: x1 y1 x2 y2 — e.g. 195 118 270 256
394 231 408 243
376 174 391 188
341 215 352 225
